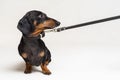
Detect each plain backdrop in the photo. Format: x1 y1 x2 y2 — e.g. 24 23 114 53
0 0 120 80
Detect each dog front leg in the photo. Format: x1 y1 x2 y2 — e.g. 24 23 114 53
41 61 51 75
24 62 32 74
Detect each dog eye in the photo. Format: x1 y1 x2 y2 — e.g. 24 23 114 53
38 15 42 18
38 14 46 19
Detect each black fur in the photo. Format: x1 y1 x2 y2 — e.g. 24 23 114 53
17 10 60 74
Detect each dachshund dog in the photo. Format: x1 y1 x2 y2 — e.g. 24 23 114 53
17 10 60 74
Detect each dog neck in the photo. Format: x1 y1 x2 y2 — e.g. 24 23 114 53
23 35 41 40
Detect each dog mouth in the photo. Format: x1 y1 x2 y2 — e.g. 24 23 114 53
44 23 60 29
43 19 61 29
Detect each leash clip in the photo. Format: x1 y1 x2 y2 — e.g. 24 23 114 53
45 27 66 33
56 27 66 32
53 28 58 32
45 28 58 33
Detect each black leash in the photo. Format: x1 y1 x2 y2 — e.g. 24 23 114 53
45 15 120 32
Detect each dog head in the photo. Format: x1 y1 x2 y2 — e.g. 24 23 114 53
17 10 60 37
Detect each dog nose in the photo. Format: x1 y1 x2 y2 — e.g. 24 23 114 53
56 21 60 26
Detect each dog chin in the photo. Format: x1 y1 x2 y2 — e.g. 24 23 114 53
45 26 56 29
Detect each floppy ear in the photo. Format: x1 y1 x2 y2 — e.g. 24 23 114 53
17 17 33 36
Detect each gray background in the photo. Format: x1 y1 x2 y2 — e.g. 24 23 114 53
0 0 120 80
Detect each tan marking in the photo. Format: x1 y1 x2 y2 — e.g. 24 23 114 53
31 19 56 37
24 62 32 73
42 19 56 29
21 53 27 58
31 29 43 35
45 61 49 65
35 19 56 29
38 51 45 57
41 63 51 74
30 21 44 37
33 20 37 26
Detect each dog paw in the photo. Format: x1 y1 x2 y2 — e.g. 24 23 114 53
42 70 51 75
24 70 32 74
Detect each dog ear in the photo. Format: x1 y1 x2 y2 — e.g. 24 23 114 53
17 16 33 36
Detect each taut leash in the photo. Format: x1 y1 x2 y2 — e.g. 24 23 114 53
45 15 120 33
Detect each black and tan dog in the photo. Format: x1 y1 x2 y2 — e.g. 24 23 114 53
17 10 60 74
